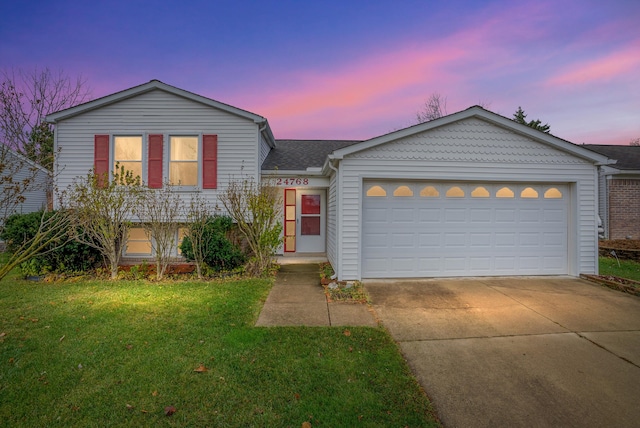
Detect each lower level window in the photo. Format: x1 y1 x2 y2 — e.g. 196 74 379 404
126 228 152 255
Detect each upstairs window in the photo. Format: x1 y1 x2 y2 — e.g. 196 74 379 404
169 136 198 186
94 134 217 189
114 136 143 178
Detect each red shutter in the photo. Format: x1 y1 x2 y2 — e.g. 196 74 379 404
148 134 163 188
202 134 217 189
94 134 109 188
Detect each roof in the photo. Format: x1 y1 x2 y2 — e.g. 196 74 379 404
329 106 613 166
582 144 640 170
262 140 361 171
0 145 51 176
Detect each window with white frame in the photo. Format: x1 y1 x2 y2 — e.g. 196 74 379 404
169 136 198 186
113 136 143 178
126 228 152 255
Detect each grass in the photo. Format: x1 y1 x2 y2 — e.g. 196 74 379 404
0 276 439 427
599 256 640 283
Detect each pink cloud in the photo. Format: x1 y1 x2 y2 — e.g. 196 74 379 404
255 45 464 117
546 41 640 87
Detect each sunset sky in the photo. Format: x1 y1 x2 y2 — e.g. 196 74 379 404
1 0 639 145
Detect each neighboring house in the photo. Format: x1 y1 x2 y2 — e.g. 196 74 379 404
46 80 612 280
583 144 640 240
0 147 50 222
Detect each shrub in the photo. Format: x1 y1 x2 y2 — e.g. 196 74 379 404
2 211 101 275
180 216 245 272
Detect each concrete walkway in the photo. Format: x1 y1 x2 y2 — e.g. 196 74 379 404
256 263 377 327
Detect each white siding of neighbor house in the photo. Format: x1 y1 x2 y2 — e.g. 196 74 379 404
5 155 49 216
336 117 599 280
54 89 260 212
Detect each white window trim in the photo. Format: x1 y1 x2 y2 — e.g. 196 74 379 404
166 133 203 191
111 133 147 184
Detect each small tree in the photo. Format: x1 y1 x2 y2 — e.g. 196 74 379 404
416 93 448 123
136 183 182 280
0 210 71 280
513 106 550 133
182 195 213 279
180 215 245 275
63 166 145 279
220 177 282 276
629 138 639 146
0 67 90 169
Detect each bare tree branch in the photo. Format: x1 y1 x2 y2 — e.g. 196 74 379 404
416 93 448 123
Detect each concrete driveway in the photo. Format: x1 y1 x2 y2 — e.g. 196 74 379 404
365 277 640 428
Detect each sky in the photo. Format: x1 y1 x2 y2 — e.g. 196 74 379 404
1 0 639 145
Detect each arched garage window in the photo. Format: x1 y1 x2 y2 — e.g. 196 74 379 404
496 187 514 198
445 186 465 197
366 185 386 197
471 186 490 198
393 185 413 196
521 187 539 198
420 186 439 197
544 188 562 199
447 186 464 198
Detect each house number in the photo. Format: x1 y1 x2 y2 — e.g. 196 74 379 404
276 178 309 186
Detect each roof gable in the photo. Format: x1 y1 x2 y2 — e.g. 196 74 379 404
46 80 266 123
46 80 275 147
330 106 612 165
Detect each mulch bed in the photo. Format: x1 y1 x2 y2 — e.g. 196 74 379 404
599 240 640 262
580 274 640 297
119 263 195 274
591 239 640 295
599 240 640 250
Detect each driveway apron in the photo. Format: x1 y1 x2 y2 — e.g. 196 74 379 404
365 277 640 428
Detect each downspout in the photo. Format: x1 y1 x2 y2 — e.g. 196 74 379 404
328 158 340 280
257 120 269 183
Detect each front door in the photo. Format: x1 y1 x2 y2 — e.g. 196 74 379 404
284 189 326 253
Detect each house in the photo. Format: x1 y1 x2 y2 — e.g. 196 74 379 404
0 147 50 222
583 144 640 240
46 80 611 280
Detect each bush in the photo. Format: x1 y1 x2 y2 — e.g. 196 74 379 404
2 211 101 275
180 216 245 272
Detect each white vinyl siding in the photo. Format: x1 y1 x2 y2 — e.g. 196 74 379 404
336 118 598 280
3 152 50 217
259 134 271 166
327 171 338 269
54 89 259 211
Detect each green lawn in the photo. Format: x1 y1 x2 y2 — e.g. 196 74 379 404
0 277 439 427
599 257 640 283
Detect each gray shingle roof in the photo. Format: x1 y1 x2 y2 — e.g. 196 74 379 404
262 140 362 171
583 144 640 170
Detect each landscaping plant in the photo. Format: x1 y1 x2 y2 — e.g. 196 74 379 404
179 215 245 274
220 177 282 276
0 210 71 280
62 165 146 279
1 211 101 276
136 183 182 280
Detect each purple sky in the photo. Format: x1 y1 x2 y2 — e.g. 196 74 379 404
2 0 639 144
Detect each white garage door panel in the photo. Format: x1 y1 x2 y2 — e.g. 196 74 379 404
362 181 568 278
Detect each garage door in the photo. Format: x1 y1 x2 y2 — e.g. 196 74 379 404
362 181 568 278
